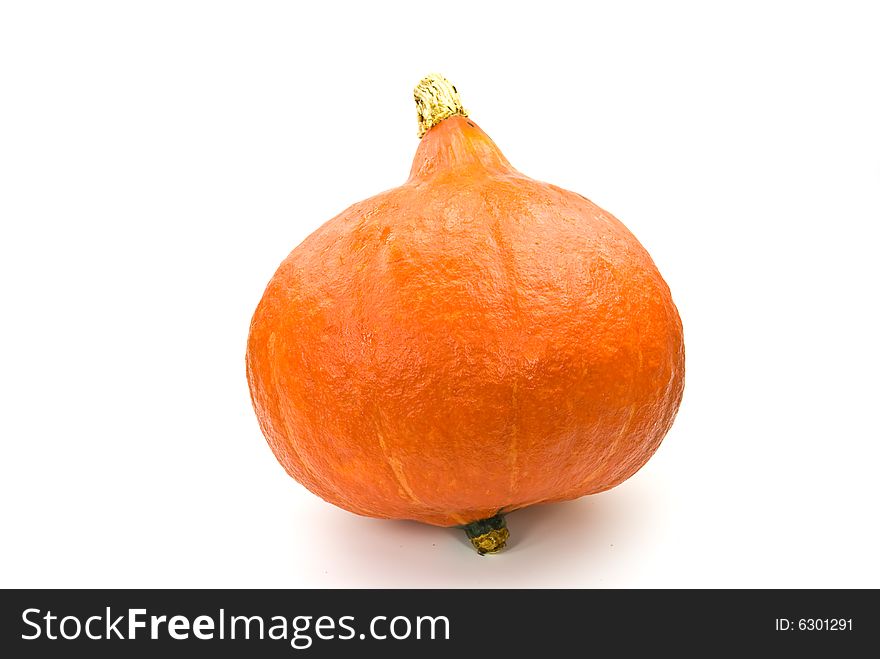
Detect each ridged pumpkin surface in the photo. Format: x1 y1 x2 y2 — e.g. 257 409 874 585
246 86 684 531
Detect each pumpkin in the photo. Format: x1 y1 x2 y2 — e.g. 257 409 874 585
246 74 684 554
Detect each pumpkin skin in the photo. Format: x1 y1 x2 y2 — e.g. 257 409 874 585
246 79 684 544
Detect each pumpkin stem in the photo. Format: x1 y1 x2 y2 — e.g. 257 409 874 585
463 514 509 555
414 73 468 138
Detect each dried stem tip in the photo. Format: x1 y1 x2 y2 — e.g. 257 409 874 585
414 73 468 138
463 514 509 555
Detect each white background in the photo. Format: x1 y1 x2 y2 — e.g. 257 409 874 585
2 1 878 588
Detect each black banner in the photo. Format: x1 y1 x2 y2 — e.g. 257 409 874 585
1 589 874 656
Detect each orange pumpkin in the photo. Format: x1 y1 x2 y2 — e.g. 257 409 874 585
246 74 684 554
